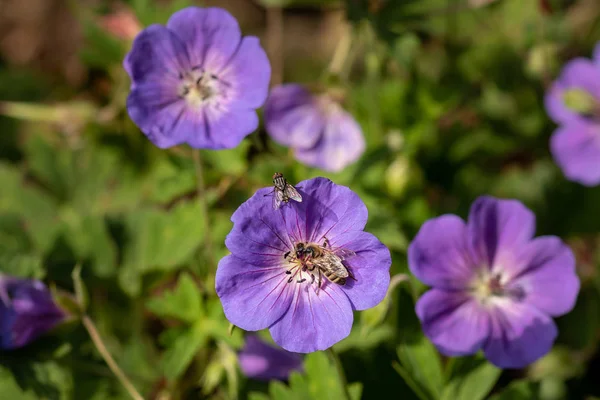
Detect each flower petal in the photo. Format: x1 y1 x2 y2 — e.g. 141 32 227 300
198 104 258 149
268 283 353 353
238 335 303 381
293 177 369 242
550 120 600 186
216 255 294 331
167 7 241 71
408 215 476 289
508 236 579 316
483 302 557 369
416 289 490 356
467 196 535 271
329 231 391 310
264 84 324 149
219 37 271 110
544 58 600 124
295 108 365 172
124 24 189 84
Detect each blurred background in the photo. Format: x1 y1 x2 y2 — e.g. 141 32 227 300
1 0 600 399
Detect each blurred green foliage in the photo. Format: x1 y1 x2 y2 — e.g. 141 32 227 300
0 0 600 399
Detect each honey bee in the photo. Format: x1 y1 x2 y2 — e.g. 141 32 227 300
265 172 302 210
287 238 356 293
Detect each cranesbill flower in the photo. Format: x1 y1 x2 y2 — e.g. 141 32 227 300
550 119 600 186
216 177 391 353
238 335 303 381
0 276 66 350
124 7 271 149
544 43 600 125
408 196 580 369
264 84 365 173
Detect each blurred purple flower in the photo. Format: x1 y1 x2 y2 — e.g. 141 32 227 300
544 43 600 125
264 84 365 173
550 120 600 186
238 335 303 381
409 196 580 369
0 276 65 350
124 7 271 149
216 177 391 353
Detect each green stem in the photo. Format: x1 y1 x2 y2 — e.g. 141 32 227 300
327 348 352 400
192 149 214 265
82 316 144 400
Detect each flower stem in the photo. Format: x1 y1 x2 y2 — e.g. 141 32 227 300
192 149 214 265
327 348 352 400
82 315 144 400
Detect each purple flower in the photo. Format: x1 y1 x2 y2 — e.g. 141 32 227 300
0 276 66 350
216 177 391 353
408 196 580 369
238 335 303 381
124 7 271 149
544 43 600 125
550 120 600 186
264 84 365 173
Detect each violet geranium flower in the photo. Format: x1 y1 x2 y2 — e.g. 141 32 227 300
408 196 580 369
124 7 271 149
0 276 66 350
264 84 365 173
216 177 391 353
544 43 600 186
238 335 303 381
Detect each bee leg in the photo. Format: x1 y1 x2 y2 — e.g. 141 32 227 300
310 273 315 284
322 237 330 248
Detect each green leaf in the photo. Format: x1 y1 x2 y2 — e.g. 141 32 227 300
160 321 207 381
441 356 501 400
489 380 536 400
396 335 444 400
0 357 73 400
145 273 202 323
304 352 347 400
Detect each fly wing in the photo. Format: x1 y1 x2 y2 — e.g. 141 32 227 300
273 189 285 210
284 184 302 203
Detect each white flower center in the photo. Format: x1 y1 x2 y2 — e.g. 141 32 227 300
178 67 229 108
470 269 524 305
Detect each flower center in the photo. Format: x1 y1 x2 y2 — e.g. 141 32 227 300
178 67 228 107
470 270 525 305
563 88 600 119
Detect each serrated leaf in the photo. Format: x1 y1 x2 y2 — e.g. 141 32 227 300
441 356 501 400
396 335 444 400
145 273 202 323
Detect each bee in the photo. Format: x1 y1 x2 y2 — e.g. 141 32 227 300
266 172 302 210
288 238 356 293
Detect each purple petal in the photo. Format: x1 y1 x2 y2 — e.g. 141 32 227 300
293 177 369 242
295 107 365 172
215 255 294 331
124 24 189 84
0 277 65 350
544 58 600 124
198 104 259 149
467 196 535 271
167 7 241 72
126 83 194 148
329 231 391 310
416 289 490 356
264 84 325 149
219 37 271 110
507 236 579 316
408 215 477 289
238 335 303 381
268 283 353 353
550 120 600 186
483 302 557 369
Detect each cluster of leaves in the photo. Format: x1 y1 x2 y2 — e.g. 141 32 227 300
1 0 600 399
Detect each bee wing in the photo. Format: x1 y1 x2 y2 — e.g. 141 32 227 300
334 248 356 260
284 184 302 203
318 252 349 277
273 189 285 210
